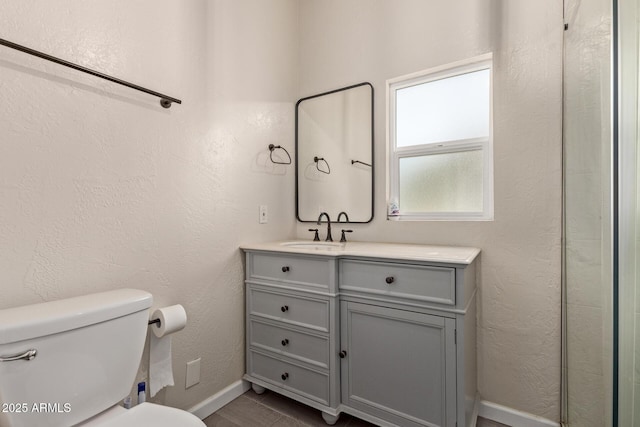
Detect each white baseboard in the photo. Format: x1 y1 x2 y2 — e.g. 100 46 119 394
187 385 561 427
479 400 560 427
188 379 250 420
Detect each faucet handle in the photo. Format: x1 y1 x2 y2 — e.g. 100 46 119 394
340 229 353 243
308 228 320 241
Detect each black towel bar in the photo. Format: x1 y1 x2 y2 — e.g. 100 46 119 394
0 37 182 108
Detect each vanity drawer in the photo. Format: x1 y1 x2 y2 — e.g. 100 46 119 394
249 319 329 368
248 287 329 332
248 252 331 290
339 259 456 305
249 350 330 405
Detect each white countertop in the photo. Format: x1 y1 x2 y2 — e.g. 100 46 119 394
240 240 480 265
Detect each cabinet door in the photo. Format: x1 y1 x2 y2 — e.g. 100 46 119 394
340 301 456 427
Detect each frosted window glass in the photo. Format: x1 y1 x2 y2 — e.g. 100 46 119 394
396 69 490 147
399 150 483 213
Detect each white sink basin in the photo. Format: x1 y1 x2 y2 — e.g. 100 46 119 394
280 241 344 251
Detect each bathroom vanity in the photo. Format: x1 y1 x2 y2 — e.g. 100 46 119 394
241 241 479 427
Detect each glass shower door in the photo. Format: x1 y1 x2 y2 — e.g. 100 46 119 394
564 0 640 424
563 0 613 425
616 0 640 424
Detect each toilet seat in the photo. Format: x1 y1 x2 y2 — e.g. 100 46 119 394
112 402 205 426
83 402 205 426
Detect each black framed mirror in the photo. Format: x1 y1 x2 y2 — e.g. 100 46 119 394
295 82 374 223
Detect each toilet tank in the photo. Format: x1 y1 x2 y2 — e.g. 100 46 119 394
0 289 153 427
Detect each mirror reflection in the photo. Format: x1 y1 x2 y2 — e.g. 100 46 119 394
295 82 374 223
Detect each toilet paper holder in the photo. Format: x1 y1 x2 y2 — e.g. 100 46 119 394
147 304 187 338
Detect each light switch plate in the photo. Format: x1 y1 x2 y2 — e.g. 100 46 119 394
259 205 268 224
186 358 201 389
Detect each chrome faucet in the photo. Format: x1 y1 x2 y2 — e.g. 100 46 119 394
337 211 350 222
317 212 333 242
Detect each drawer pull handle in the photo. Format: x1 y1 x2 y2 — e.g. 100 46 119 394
281 305 289 312
282 266 290 272
281 372 289 380
385 276 395 284
281 339 289 346
339 350 347 359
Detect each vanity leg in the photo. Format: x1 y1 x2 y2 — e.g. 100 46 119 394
321 412 340 425
251 383 266 395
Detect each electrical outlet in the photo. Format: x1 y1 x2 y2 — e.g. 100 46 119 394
259 205 268 224
185 358 201 389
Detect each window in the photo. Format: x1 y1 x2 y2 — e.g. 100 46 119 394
387 54 493 220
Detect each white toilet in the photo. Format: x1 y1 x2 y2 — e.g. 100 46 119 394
0 289 206 427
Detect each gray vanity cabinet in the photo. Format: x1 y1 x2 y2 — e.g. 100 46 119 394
242 246 478 427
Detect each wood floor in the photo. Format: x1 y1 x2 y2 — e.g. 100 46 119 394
203 389 509 427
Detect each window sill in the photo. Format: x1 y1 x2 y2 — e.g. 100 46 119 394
387 214 494 222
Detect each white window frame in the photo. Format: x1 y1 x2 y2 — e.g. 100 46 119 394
386 53 494 221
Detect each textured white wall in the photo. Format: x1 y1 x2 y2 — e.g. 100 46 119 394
296 0 563 421
0 0 297 411
0 0 565 419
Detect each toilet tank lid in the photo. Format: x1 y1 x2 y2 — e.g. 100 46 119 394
0 289 153 345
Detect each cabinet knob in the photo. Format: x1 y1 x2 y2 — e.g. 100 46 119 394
281 372 289 380
281 305 289 312
339 350 347 359
385 276 395 284
282 266 290 272
281 339 289 346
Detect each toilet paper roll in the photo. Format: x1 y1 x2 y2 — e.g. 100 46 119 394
149 304 187 397
150 334 174 398
150 304 187 338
